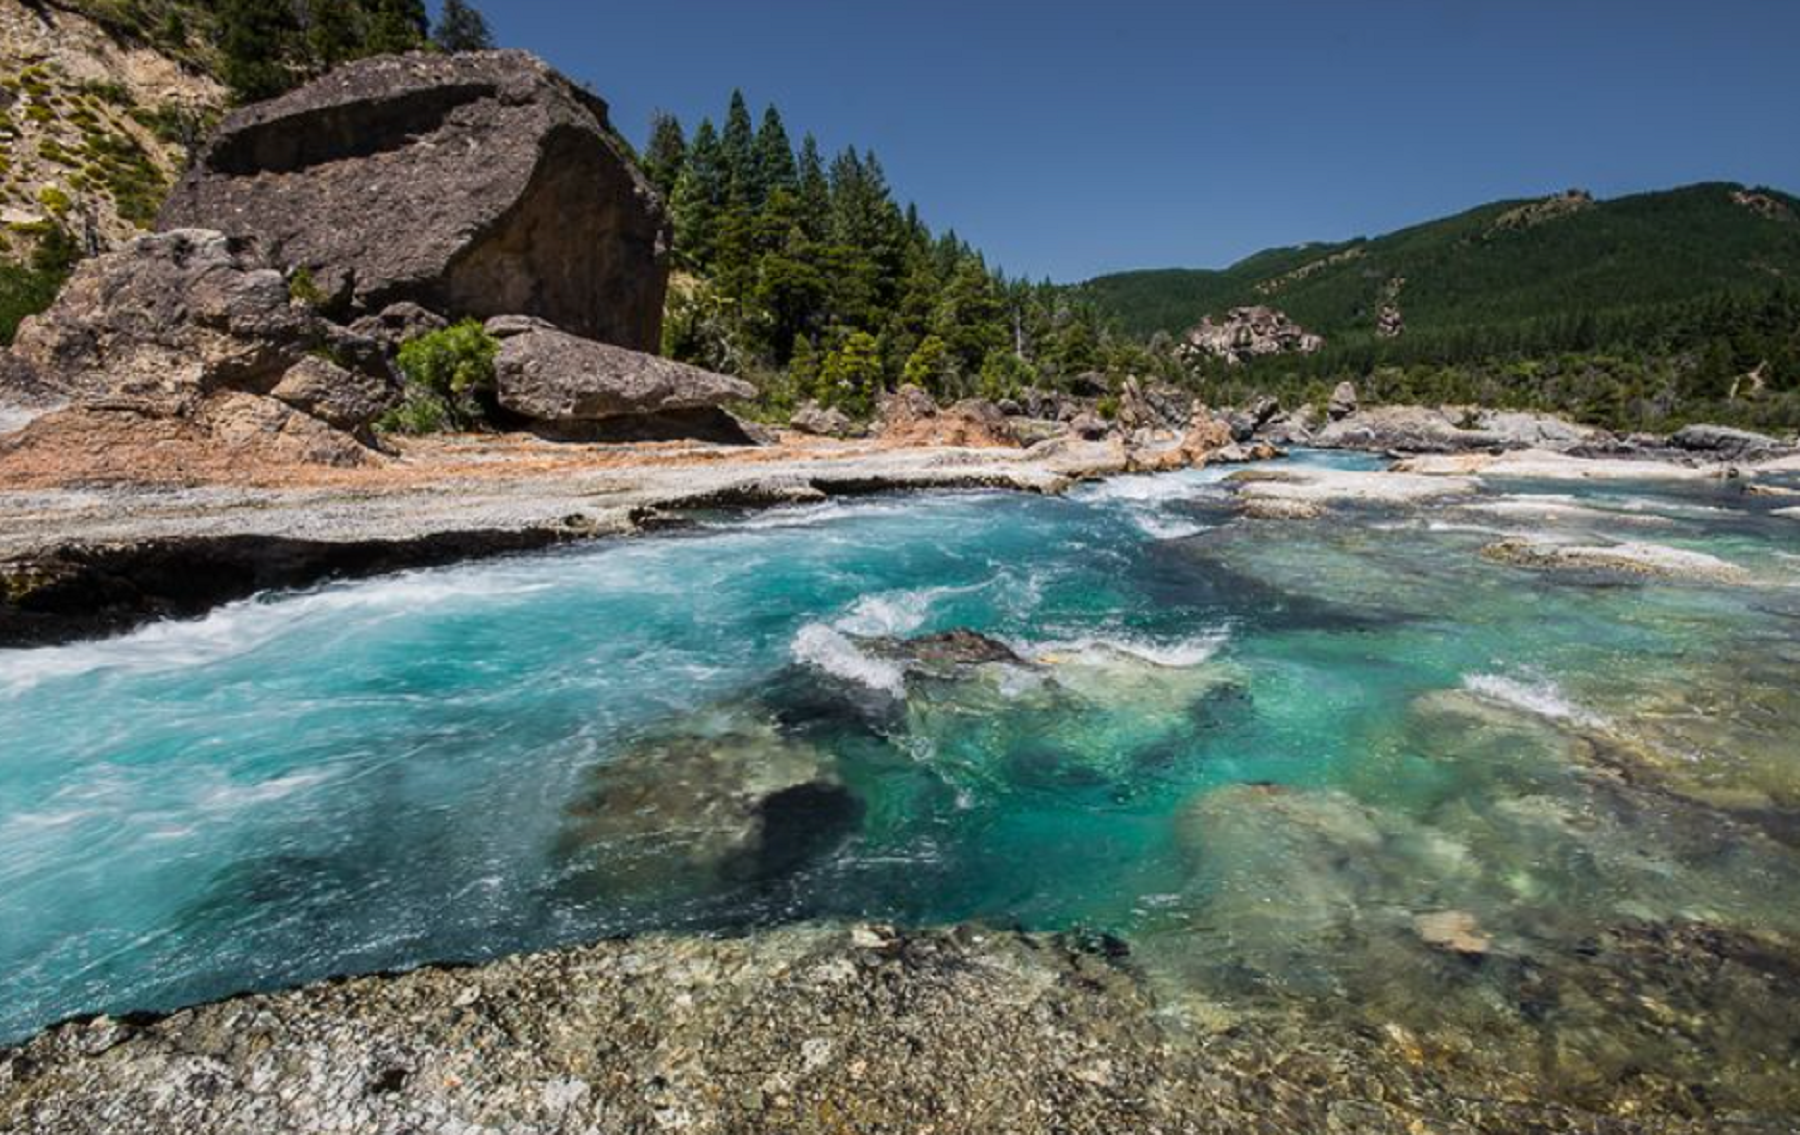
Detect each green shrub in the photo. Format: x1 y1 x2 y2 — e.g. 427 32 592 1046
287 266 327 308
382 320 500 433
0 224 78 345
36 185 71 215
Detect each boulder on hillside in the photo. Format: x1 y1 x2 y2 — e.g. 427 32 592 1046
1183 306 1324 366
0 229 395 471
158 51 670 351
488 319 758 442
1328 381 1359 421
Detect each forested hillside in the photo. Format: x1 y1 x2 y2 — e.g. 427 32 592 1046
1078 184 1800 432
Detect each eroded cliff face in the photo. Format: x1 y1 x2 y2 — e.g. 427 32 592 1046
0 0 222 255
158 51 672 352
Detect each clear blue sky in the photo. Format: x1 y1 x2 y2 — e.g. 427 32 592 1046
457 0 1800 283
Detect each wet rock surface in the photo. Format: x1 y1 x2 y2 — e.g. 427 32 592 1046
158 51 669 349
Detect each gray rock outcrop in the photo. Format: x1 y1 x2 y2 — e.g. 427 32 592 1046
1182 306 1324 366
0 229 396 460
789 401 857 438
1328 381 1359 421
158 51 670 351
1668 424 1791 463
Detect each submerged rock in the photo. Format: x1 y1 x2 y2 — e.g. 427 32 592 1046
159 51 669 349
558 717 860 895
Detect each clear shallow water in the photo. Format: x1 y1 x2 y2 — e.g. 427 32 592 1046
4 451 1800 1114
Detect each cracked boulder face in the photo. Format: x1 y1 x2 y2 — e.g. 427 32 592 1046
158 51 670 351
0 229 398 476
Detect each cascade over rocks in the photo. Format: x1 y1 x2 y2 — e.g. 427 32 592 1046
158 51 670 351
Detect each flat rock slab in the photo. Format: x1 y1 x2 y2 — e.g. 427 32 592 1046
1482 537 1752 583
1231 468 1479 506
1396 450 1721 481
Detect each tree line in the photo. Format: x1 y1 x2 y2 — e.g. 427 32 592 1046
218 0 494 102
644 92 1127 418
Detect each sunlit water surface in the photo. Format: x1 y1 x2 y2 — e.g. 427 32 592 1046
5 451 1800 1114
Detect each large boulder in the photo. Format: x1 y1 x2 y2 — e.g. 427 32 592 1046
158 51 669 351
0 229 396 472
489 318 755 439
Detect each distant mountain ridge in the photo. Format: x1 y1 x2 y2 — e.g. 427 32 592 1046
1076 182 1800 345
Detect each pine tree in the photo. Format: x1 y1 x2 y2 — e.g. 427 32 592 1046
432 0 494 52
720 90 758 206
902 335 952 397
752 188 826 363
669 119 725 270
753 106 797 203
641 112 687 201
819 331 884 416
362 0 428 54
305 0 364 68
219 0 301 102
795 134 831 243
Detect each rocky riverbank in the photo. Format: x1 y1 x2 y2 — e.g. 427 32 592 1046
5 921 1781 1135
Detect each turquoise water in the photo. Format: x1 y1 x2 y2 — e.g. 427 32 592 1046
4 451 1800 1113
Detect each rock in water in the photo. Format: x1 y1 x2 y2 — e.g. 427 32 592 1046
158 51 669 351
490 320 753 423
558 719 861 897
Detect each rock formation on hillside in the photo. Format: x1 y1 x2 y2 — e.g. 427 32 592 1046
1486 188 1594 236
1181 306 1323 366
0 229 395 470
158 51 670 351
